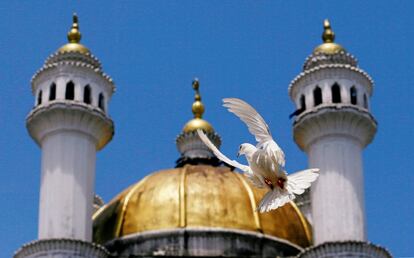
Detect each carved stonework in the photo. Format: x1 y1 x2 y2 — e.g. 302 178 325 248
27 102 114 150
14 239 109 258
289 65 373 100
176 131 222 167
104 228 302 258
303 51 357 71
293 106 377 151
297 241 392 258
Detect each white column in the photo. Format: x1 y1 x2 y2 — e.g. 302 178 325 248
308 135 366 244
75 83 83 102
38 130 96 241
293 109 376 245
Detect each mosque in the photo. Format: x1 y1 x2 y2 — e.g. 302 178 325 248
14 15 392 258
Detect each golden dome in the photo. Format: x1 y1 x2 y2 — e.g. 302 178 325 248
93 165 312 247
313 19 345 54
182 78 215 133
58 14 90 54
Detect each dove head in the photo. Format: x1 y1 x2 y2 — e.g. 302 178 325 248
237 143 256 158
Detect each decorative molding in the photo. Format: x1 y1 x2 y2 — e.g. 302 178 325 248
176 131 221 161
289 64 373 97
46 51 102 69
297 241 392 258
14 238 109 258
104 227 302 258
293 105 377 151
303 51 358 71
26 102 114 150
32 51 115 93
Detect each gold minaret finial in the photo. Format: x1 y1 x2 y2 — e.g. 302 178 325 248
322 19 335 43
192 78 204 119
313 18 344 54
67 13 82 43
58 13 90 54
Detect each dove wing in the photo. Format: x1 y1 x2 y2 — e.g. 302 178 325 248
257 188 295 213
286 168 320 195
197 129 250 173
244 173 266 189
222 98 286 167
197 130 265 188
257 168 319 213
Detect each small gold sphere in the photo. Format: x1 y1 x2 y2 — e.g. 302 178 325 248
68 27 81 43
192 101 204 118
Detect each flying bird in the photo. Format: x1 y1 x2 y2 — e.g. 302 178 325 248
197 98 319 213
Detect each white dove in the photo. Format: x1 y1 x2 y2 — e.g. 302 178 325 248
197 98 319 213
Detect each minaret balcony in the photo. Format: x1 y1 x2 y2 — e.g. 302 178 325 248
293 105 377 152
26 101 114 150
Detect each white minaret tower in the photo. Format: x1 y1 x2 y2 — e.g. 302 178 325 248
289 20 377 245
15 15 113 258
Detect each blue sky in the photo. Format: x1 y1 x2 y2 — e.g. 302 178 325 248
1 1 413 257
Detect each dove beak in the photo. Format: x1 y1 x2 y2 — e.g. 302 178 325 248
236 151 240 158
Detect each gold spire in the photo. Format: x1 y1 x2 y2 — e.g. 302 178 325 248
313 19 345 54
58 13 90 54
322 19 335 43
68 14 81 43
191 79 204 119
183 78 214 133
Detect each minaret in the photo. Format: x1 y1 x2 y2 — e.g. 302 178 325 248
15 14 113 258
289 20 377 244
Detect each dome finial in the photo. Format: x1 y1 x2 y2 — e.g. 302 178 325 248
177 78 220 166
181 78 214 133
67 13 82 43
322 19 335 43
192 78 204 119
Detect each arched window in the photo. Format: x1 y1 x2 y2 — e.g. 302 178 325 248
300 95 306 110
83 85 91 104
313 86 322 106
331 83 341 103
49 83 56 101
350 86 357 105
65 81 75 100
363 94 368 109
98 93 105 111
37 90 42 105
